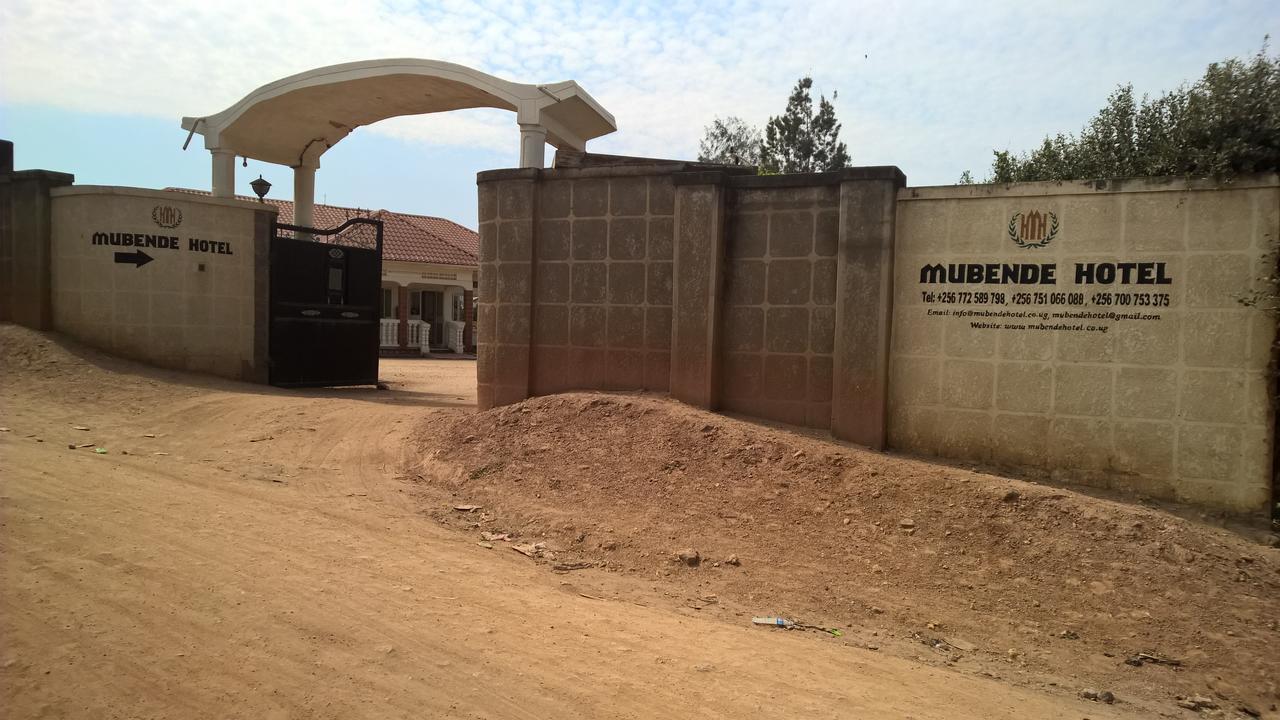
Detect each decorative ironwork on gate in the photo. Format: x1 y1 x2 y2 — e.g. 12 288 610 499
271 217 384 251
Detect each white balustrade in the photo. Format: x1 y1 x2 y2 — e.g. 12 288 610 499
379 319 399 347
445 321 465 353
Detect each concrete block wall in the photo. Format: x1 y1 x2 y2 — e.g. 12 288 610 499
478 161 905 450
476 171 536 408
890 176 1279 512
719 184 840 428
1 168 76 327
530 172 676 394
476 166 678 409
478 158 1275 514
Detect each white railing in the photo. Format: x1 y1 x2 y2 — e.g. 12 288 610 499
445 321 465 353
379 319 399 347
380 318 427 349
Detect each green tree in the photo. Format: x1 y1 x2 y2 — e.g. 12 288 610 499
697 116 762 166
987 42 1280 183
760 77 851 173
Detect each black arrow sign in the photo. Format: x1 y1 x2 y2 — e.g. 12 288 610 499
113 250 154 268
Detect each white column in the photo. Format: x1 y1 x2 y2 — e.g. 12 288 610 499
210 149 235 198
293 165 316 228
518 123 547 168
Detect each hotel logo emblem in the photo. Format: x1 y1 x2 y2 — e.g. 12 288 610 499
1009 210 1058 249
151 205 183 229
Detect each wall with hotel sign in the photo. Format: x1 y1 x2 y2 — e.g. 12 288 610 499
889 176 1279 512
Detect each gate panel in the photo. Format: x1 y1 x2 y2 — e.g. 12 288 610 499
269 219 383 387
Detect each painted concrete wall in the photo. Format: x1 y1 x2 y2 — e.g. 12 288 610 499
48 186 273 381
890 176 1279 511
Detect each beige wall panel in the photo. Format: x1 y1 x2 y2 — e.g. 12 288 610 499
49 186 268 381
890 176 1279 513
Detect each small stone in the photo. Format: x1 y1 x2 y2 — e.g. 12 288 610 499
462 435 477 443
899 519 915 529
1099 691 1115 704
677 549 700 567
724 555 740 566
477 542 494 549
1177 695 1218 711
1079 689 1099 701
602 541 618 551
1002 490 1021 502
842 517 851 525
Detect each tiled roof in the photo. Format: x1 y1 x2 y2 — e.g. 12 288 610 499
164 188 479 267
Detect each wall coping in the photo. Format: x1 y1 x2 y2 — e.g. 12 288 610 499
0 169 75 185
477 163 909 186
673 165 906 188
50 185 278 213
899 173 1280 201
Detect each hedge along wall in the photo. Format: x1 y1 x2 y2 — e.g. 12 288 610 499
890 176 1279 512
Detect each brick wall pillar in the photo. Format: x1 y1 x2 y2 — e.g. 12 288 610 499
475 168 538 409
669 171 729 410
463 289 474 352
0 166 76 327
830 167 906 449
397 285 409 348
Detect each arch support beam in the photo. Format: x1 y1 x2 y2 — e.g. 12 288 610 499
519 124 548 169
211 149 236 198
293 165 317 228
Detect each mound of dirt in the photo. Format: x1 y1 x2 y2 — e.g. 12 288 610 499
415 392 1280 714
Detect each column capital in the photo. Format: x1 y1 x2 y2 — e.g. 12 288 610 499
518 123 548 169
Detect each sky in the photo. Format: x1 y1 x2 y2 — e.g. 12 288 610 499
1 0 1276 229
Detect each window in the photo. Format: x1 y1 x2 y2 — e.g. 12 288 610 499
410 291 422 317
381 288 393 318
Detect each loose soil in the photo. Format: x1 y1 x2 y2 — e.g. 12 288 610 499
418 394 1280 718
2 323 1276 719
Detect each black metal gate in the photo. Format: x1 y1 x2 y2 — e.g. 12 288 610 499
269 218 383 387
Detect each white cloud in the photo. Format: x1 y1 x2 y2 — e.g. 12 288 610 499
1 0 1276 183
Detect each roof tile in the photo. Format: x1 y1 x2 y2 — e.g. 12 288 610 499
164 188 479 267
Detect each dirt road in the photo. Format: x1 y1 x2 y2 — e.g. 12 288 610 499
0 325 1200 718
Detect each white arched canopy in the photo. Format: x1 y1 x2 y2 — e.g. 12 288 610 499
180 59 617 225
